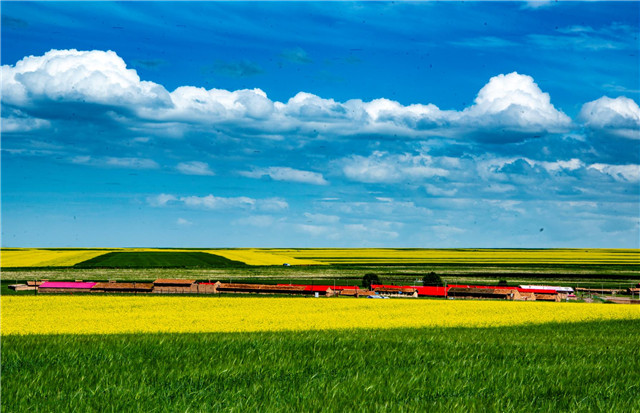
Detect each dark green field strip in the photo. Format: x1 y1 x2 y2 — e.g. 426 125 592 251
2 321 639 412
73 252 247 269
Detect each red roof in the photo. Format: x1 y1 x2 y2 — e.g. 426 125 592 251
39 281 97 289
370 284 559 297
516 288 557 294
277 284 356 291
448 284 518 290
371 284 447 297
415 286 448 296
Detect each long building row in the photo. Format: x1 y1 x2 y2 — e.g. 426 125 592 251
8 279 588 301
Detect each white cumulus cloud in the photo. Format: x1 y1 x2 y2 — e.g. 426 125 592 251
459 72 571 134
147 193 177 207
579 96 640 139
588 163 640 183
2 50 581 144
341 151 450 183
147 193 289 211
72 155 159 169
180 195 256 210
176 161 215 176
239 166 328 185
1 49 172 110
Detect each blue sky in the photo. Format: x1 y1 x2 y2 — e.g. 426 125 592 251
2 1 639 248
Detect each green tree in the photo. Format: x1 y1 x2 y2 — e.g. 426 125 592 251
422 272 444 286
362 273 380 289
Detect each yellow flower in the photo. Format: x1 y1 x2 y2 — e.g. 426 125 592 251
2 296 639 336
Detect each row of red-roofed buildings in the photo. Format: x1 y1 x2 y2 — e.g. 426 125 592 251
9 279 576 301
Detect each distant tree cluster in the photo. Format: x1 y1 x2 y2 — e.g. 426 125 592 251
362 273 380 289
422 272 444 287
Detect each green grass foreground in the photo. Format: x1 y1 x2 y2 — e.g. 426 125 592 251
2 321 639 412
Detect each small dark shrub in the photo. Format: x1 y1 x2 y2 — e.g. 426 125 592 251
422 272 444 286
362 273 380 289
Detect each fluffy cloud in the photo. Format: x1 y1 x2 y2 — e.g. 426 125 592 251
2 49 172 111
162 86 275 123
176 217 192 226
147 193 177 207
1 114 50 133
460 72 571 135
2 49 584 142
72 155 159 169
176 161 215 176
147 193 289 211
341 151 450 183
239 166 328 185
587 163 640 183
180 195 255 210
480 156 639 186
579 96 640 139
294 219 400 241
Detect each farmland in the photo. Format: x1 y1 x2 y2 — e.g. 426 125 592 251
73 251 247 269
2 248 639 291
0 248 117 267
2 321 639 412
4 296 640 335
3 247 639 268
2 249 640 412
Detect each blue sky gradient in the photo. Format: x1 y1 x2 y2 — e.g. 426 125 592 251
2 1 639 247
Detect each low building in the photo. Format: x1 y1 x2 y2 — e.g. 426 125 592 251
38 281 96 293
92 282 154 293
447 287 514 300
415 286 448 297
153 279 196 287
8 284 36 291
277 284 357 295
215 283 322 295
534 293 560 302
339 288 375 297
373 286 418 298
519 285 574 294
152 279 199 293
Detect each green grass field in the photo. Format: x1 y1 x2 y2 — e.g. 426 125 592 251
73 251 247 269
2 320 639 412
3 264 638 293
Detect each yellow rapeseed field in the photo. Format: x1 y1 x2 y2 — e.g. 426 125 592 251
2 248 638 267
274 248 640 265
2 296 639 335
202 249 325 266
0 249 112 267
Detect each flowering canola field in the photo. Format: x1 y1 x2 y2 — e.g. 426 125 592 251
3 296 639 335
202 249 324 266
271 248 640 265
2 248 638 267
0 249 113 267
